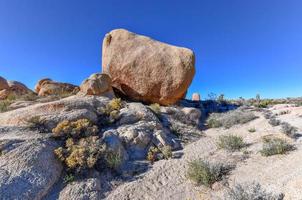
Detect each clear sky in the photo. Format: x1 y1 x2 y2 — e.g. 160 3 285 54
0 0 301 99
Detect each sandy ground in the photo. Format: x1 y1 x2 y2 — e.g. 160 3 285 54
105 104 302 200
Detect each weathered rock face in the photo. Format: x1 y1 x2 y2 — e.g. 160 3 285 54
35 78 79 97
102 29 195 105
0 76 9 90
79 73 115 98
192 93 201 101
0 139 62 200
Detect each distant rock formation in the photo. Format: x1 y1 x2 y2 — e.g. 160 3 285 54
79 73 115 98
192 93 201 101
0 76 34 99
35 78 79 96
102 29 195 105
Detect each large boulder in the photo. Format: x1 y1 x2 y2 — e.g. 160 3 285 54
0 76 9 90
102 29 195 105
79 73 115 98
35 78 79 97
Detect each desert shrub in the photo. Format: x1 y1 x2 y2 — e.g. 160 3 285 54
107 98 122 112
19 93 39 101
0 100 12 113
268 117 281 127
147 146 160 164
281 122 298 138
6 94 16 101
278 110 290 115
187 159 231 187
54 136 105 173
248 128 256 133
104 150 123 171
52 119 99 139
98 98 123 124
257 100 274 108
207 110 257 129
217 135 245 152
260 138 294 156
264 112 272 119
160 145 173 159
149 103 161 114
146 145 172 163
26 116 49 133
63 173 75 183
226 182 284 200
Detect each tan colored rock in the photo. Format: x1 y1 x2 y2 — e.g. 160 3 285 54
79 73 114 98
35 78 52 93
7 80 31 95
192 93 201 101
0 80 34 100
0 76 9 90
102 29 195 105
35 78 79 97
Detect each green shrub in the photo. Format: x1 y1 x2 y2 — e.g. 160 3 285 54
217 135 245 152
104 150 123 171
226 182 284 200
52 119 99 138
260 138 294 156
187 159 231 187
207 110 257 129
149 103 161 115
63 173 75 184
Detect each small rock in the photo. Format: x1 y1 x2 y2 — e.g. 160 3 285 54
79 73 115 98
192 93 201 101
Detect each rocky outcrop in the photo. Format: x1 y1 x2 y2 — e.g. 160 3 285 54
102 29 195 105
79 73 115 98
35 78 79 97
0 96 109 129
0 77 34 100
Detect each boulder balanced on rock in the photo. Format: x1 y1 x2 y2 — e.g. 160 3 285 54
102 29 195 105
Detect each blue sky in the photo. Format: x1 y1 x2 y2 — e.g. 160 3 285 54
0 0 301 99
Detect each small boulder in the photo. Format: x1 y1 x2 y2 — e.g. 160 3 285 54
35 78 79 97
102 29 195 105
0 76 9 90
79 73 114 98
192 93 201 101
